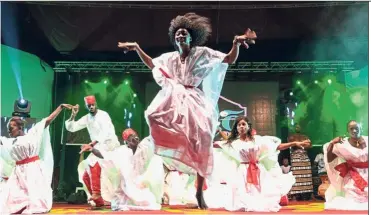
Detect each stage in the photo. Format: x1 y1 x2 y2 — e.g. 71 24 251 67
50 201 368 214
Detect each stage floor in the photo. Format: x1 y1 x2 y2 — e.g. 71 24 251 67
50 201 368 214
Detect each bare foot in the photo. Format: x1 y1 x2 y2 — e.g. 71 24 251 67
196 191 208 210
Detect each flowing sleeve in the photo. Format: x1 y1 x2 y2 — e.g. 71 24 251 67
323 142 346 199
0 137 15 178
201 47 228 106
257 136 281 171
93 111 120 152
201 47 229 133
27 118 54 184
217 141 241 165
65 115 88 132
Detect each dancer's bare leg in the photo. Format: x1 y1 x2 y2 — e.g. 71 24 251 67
195 173 208 210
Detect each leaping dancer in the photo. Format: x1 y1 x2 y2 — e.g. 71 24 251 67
118 12 256 209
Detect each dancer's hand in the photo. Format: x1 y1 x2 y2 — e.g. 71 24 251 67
72 104 79 116
300 139 311 148
234 28 257 49
295 141 308 149
80 144 93 154
330 136 344 145
118 42 139 53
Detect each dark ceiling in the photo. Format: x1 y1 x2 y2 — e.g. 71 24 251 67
1 1 368 65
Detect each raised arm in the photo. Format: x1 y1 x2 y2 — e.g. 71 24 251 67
222 29 257 64
326 137 342 163
118 42 154 69
45 104 73 128
277 139 311 151
65 105 88 132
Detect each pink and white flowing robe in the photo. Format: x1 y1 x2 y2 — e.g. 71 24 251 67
145 46 228 178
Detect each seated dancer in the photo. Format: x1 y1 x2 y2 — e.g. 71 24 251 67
81 128 164 211
323 120 368 211
213 116 308 212
118 12 257 209
65 95 120 207
0 104 73 214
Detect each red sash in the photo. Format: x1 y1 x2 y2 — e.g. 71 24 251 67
241 161 260 188
16 156 40 165
335 161 368 191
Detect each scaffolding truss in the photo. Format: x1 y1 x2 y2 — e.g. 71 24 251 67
27 1 365 9
53 61 355 73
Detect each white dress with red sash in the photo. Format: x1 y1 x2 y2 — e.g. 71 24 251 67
145 46 229 178
0 118 53 214
323 136 368 211
215 136 295 212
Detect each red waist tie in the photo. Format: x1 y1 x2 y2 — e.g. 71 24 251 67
159 67 194 89
16 156 40 165
335 161 368 191
241 161 260 187
2 177 8 181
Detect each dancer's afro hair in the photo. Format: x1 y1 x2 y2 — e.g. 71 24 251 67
168 13 212 49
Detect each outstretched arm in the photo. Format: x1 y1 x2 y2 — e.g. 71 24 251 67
45 104 73 128
118 42 154 69
277 139 310 151
65 105 88 132
79 144 104 158
223 29 257 64
223 41 240 64
326 137 342 163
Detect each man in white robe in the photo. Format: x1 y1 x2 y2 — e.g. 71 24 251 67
82 128 164 211
65 95 120 207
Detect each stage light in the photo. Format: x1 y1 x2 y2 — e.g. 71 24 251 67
327 79 332 84
314 80 318 84
13 98 31 117
84 80 88 84
133 103 136 108
296 80 301 85
133 93 137 98
289 92 293 96
125 80 129 85
103 80 108 84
